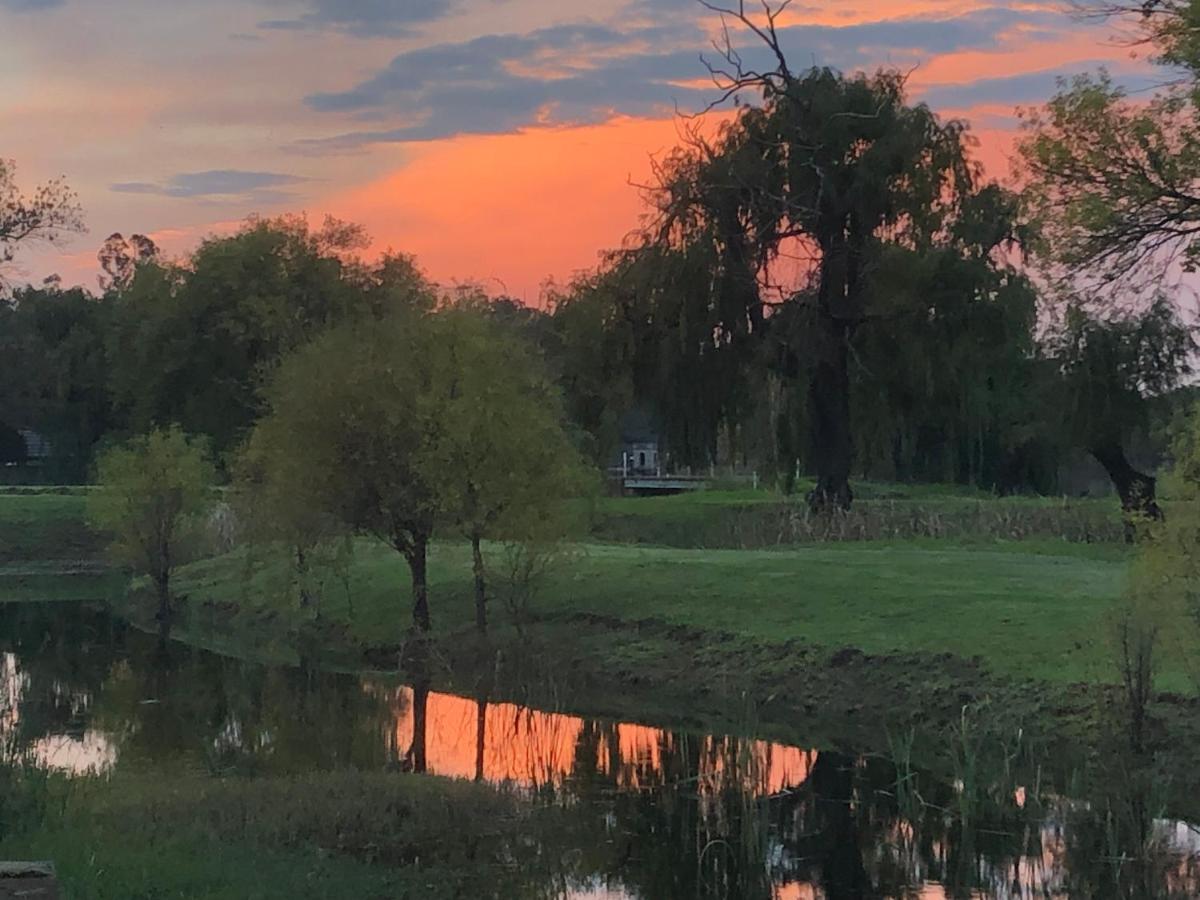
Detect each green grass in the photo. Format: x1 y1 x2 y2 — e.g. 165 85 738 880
0 770 560 899
0 491 101 564
0 483 1155 689
176 536 1142 688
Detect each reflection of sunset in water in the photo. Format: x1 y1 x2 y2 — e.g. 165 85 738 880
2 651 115 774
382 684 816 794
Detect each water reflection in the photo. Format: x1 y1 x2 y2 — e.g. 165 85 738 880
2 600 1199 899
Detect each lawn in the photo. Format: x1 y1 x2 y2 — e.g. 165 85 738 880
0 485 1152 689
176 536 1139 688
0 489 100 564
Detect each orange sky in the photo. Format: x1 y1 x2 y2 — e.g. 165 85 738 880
2 0 1154 298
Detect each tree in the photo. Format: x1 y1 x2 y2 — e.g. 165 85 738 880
0 284 116 479
248 310 443 634
236 410 352 613
422 301 591 633
105 215 400 455
1072 2 1200 81
97 232 158 293
1045 297 1193 525
0 159 84 292
87 427 216 642
626 11 1025 509
1018 4 1200 515
1017 72 1200 291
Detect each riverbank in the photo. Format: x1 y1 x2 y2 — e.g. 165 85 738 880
11 486 1195 792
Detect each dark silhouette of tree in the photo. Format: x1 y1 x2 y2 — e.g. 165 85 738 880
0 159 84 292
1046 297 1193 527
617 3 1029 509
97 232 158 293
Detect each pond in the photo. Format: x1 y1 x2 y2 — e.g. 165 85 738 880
2 600 1199 899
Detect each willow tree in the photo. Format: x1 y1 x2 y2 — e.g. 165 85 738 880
1045 297 1193 524
1017 7 1200 519
635 5 1024 509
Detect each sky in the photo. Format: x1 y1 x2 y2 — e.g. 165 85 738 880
1 0 1157 302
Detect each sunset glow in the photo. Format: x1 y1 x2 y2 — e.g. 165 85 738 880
2 0 1151 297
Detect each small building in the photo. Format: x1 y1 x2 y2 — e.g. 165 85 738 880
613 408 662 476
18 430 52 464
607 409 703 495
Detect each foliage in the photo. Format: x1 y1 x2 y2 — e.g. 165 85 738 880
96 231 158 293
1018 72 1200 289
105 215 425 455
247 308 444 631
86 426 216 624
422 301 590 542
0 159 84 292
1125 405 1200 680
420 301 592 629
577 53 1034 508
0 284 116 479
1047 297 1194 450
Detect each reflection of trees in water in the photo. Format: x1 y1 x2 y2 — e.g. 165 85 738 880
0 603 400 774
5 603 1200 899
1060 766 1200 900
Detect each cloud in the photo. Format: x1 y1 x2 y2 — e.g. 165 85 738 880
110 169 307 198
1 0 64 9
296 7 1068 150
259 0 455 37
917 63 1165 110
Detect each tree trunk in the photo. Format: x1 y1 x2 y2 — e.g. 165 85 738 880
806 317 854 513
296 545 313 610
1090 441 1163 540
407 535 432 632
154 568 171 646
471 532 488 634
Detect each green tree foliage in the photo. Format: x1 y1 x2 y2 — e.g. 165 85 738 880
422 301 591 633
106 215 420 456
87 427 216 640
574 28 1032 505
247 310 444 633
0 284 115 479
1018 72 1200 287
546 274 639 466
1045 298 1194 524
97 232 158 293
0 159 84 292
1076 2 1200 83
248 297 591 637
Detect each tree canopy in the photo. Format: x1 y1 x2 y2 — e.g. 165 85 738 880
580 50 1030 507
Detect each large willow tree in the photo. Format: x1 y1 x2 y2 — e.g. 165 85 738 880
627 5 1029 510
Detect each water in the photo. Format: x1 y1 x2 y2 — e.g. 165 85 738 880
2 600 1199 899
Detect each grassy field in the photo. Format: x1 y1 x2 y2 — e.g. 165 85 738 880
170 535 1142 688
0 484 1156 690
0 490 98 563
0 770 561 899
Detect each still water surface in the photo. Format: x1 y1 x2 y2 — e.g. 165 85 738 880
2 600 1199 899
